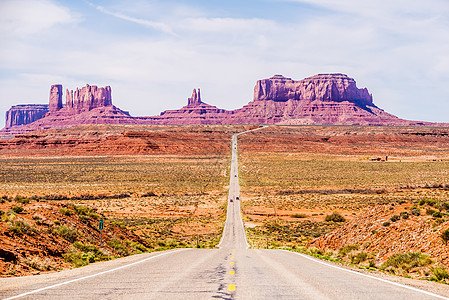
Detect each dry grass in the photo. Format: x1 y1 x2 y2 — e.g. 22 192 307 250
0 154 230 249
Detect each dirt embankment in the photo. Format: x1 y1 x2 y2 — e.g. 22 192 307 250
0 198 149 277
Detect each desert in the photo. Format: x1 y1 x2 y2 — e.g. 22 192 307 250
1 123 449 289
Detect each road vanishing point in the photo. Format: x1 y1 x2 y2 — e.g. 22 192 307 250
1 128 448 300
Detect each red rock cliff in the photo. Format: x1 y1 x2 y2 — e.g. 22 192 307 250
5 105 49 128
64 84 112 113
254 74 373 107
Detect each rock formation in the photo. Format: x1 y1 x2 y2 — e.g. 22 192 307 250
2 73 447 138
140 88 232 125
65 84 112 112
5 104 49 128
1 84 133 137
254 74 373 106
49 84 63 113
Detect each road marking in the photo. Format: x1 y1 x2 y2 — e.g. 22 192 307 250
229 271 235 275
230 256 234 260
284 250 449 300
230 262 235 265
228 284 236 291
4 249 189 300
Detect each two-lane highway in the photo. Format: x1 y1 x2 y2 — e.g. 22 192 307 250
1 127 448 299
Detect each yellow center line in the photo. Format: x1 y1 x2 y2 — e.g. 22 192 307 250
228 284 236 291
229 271 235 275
230 257 234 260
230 262 234 265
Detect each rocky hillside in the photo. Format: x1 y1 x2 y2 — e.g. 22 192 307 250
0 197 150 277
309 198 449 281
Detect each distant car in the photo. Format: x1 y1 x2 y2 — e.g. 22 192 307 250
235 175 237 177
230 199 233 202
236 196 239 200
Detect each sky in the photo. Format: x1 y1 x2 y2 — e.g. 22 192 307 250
1 0 448 127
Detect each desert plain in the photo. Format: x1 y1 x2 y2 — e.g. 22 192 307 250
1 124 449 284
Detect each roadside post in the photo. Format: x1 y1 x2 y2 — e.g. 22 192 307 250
99 219 104 247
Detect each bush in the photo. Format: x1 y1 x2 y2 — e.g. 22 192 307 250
382 221 391 227
55 225 78 242
14 196 30 204
441 229 449 245
426 209 436 216
410 208 421 216
63 248 95 267
125 240 148 253
432 211 442 218
382 252 432 272
338 244 359 257
325 212 345 222
107 238 129 256
350 252 368 264
292 213 307 218
73 241 108 261
390 215 400 222
23 256 56 271
59 208 73 216
400 211 409 219
8 220 38 235
11 206 24 214
432 266 449 281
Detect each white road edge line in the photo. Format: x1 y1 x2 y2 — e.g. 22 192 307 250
283 250 449 300
3 249 189 300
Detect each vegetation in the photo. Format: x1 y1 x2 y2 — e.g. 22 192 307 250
442 229 449 245
382 252 432 273
325 212 345 223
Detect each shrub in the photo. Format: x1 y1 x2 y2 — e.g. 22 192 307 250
125 240 148 253
410 208 421 216
432 266 449 281
441 229 449 245
400 211 409 220
107 238 129 256
426 209 436 216
432 211 442 218
23 256 56 271
325 212 345 222
350 252 368 264
11 206 24 214
292 213 307 218
63 248 95 267
382 221 391 227
59 208 73 216
73 241 108 261
14 196 30 204
338 244 359 257
390 215 400 222
382 252 432 272
55 225 78 242
8 220 38 235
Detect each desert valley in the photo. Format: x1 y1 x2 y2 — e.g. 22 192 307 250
0 73 449 297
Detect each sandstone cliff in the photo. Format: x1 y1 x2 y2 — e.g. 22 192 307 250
2 74 447 138
5 104 49 128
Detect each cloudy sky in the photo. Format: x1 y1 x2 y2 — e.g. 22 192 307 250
1 0 448 127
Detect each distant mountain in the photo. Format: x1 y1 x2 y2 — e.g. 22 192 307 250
2 74 447 138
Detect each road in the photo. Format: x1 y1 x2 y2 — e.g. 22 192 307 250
1 127 448 300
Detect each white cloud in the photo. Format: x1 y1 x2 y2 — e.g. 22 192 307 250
0 0 448 127
94 5 176 36
0 0 77 36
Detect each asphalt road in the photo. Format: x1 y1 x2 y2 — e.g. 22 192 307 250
1 128 448 300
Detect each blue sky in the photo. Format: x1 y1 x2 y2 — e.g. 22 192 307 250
1 0 448 127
